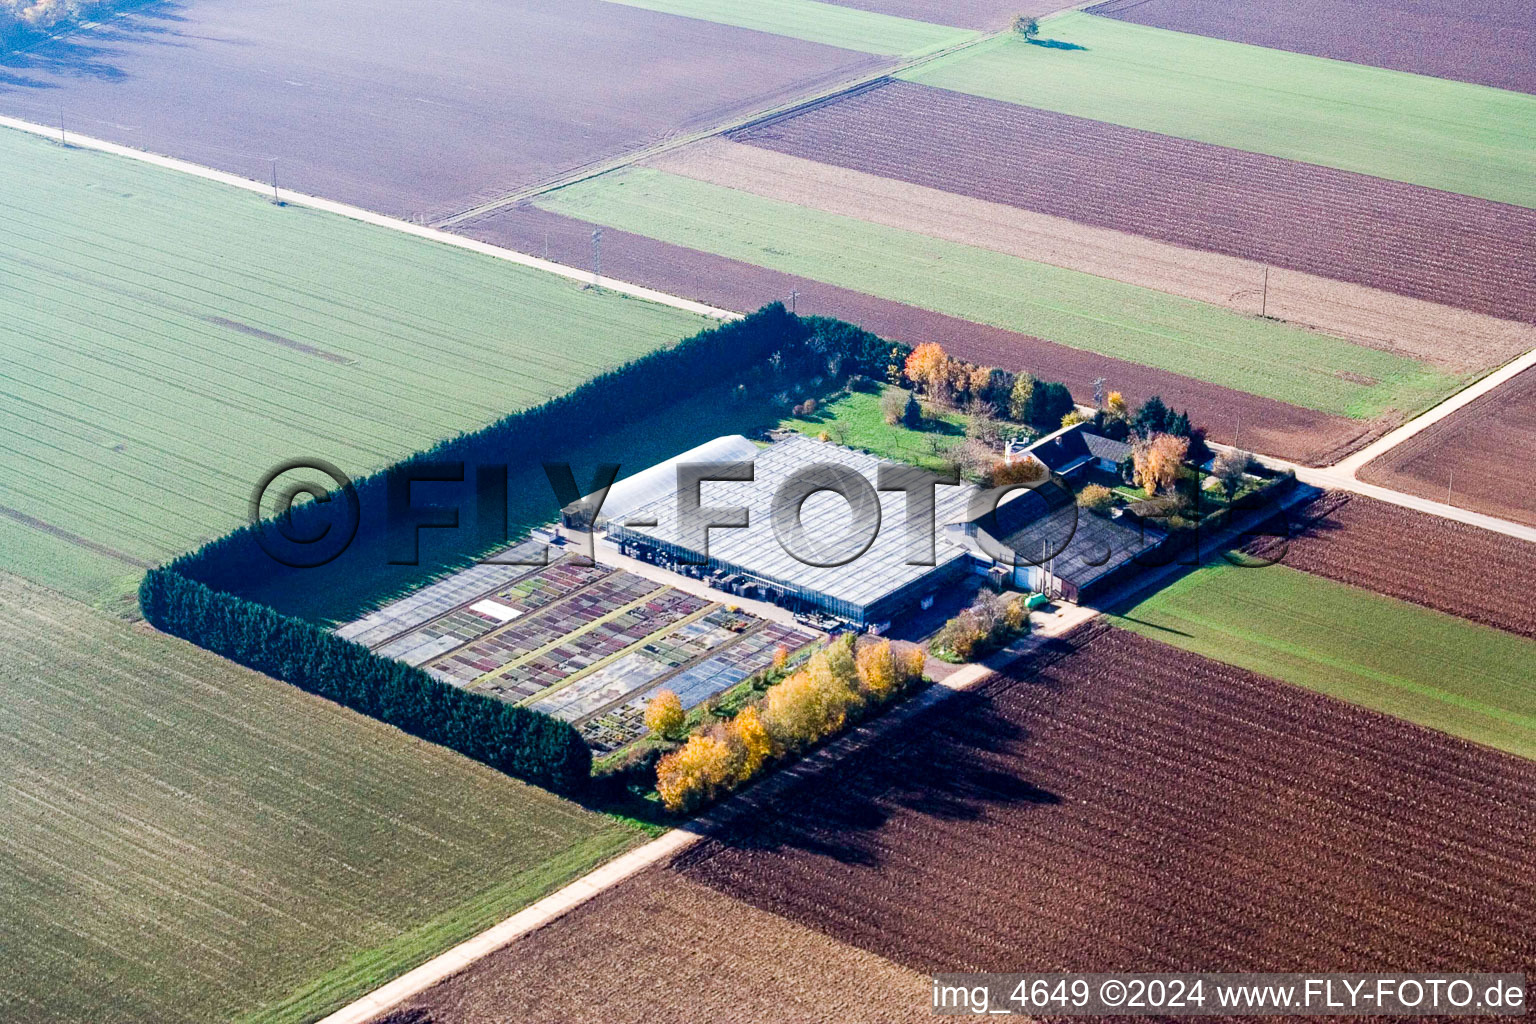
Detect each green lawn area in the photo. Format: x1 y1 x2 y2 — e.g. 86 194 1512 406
779 386 968 470
0 127 707 611
1112 563 1536 760
902 13 1536 208
597 0 977 56
0 572 645 1024
536 168 1458 419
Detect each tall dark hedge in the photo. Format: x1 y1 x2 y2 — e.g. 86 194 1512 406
144 304 824 793
140 567 591 792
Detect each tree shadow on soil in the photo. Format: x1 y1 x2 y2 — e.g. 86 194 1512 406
680 644 1078 868
0 1 190 89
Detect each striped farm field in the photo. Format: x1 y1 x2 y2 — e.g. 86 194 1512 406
902 13 1536 208
0 571 645 1024
535 167 1461 418
594 0 978 55
0 127 706 608
1112 563 1536 760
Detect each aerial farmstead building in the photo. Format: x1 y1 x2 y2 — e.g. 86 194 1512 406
602 432 1163 628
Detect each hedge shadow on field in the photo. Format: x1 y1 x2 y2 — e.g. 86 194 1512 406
0 1 189 88
683 651 1074 868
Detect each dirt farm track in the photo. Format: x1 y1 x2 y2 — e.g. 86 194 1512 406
676 623 1536 984
0 0 880 220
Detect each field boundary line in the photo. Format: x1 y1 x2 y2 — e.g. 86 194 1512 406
313 615 1087 1024
1329 347 1536 475
0 116 742 323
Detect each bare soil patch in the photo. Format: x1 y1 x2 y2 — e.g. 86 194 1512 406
0 0 880 220
1359 367 1536 527
1090 0 1536 94
650 140 1533 373
380 868 930 1024
466 205 1376 465
734 81 1536 324
678 622 1536 980
1248 491 1536 639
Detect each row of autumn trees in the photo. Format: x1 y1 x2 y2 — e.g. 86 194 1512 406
647 636 924 813
899 342 1076 431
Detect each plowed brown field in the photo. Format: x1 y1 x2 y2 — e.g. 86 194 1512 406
1090 0 1536 94
1248 492 1536 639
733 81 1536 324
467 206 1373 464
1359 368 1536 528
0 0 881 220
379 869 930 1024
650 140 1533 372
677 623 1536 980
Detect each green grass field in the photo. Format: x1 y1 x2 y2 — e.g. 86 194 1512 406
598 0 976 55
0 127 707 609
0 572 644 1024
902 13 1536 208
536 168 1458 418
779 385 968 470
1113 563 1536 759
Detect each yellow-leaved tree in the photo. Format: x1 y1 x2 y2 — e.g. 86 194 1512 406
1132 432 1189 495
854 639 897 702
655 733 736 813
643 689 685 740
727 706 773 782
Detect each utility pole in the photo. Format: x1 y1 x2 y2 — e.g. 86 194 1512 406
1261 266 1270 318
1233 415 1241 450
590 227 602 289
789 287 798 315
270 159 279 204
59 105 65 146
1447 470 1454 505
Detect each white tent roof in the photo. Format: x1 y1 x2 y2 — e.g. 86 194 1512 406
588 434 760 527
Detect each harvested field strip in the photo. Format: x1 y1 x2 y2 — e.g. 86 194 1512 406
1252 492 1536 640
902 14 1536 208
386 868 932 1024
827 0 1065 31
595 0 976 55
469 204 1379 465
1089 0 1536 95
0 573 643 1024
733 81 1536 324
657 140 1533 371
677 623 1536 978
0 128 704 602
537 168 1460 417
1113 564 1536 758
1359 367 1536 529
